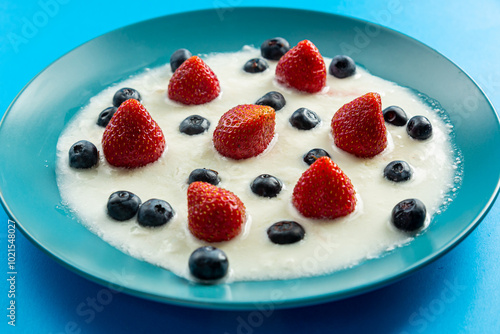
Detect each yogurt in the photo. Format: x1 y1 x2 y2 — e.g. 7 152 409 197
56 46 460 282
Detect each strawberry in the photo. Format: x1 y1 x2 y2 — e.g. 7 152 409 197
187 182 246 242
167 56 220 105
331 92 387 158
292 156 356 219
213 104 276 160
275 40 326 93
102 99 166 168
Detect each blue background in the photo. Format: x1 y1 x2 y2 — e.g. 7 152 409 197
1 0 499 333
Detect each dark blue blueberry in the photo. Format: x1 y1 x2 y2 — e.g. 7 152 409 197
170 48 192 72
384 160 412 182
188 168 220 186
243 58 269 73
267 221 305 245
107 191 142 221
260 37 290 60
289 107 321 130
407 115 432 140
250 174 283 198
97 106 117 127
189 246 229 281
112 87 141 107
255 91 286 111
137 199 174 227
303 148 331 165
68 140 99 169
329 55 356 78
391 199 427 232
179 115 210 135
383 106 408 126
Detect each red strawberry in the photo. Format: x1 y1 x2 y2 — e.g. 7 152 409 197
292 156 356 219
213 104 276 160
275 40 326 93
331 92 387 158
168 56 220 105
187 182 246 242
102 99 166 168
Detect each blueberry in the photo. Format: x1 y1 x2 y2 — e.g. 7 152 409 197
407 116 432 140
243 58 269 73
68 140 99 169
112 88 141 107
303 148 331 165
255 91 286 111
188 168 220 186
267 221 305 245
289 107 321 130
260 37 290 60
384 160 412 182
189 246 229 281
97 106 117 127
170 48 192 72
137 199 174 227
179 115 210 135
107 191 142 221
383 106 408 126
250 174 283 198
391 199 427 232
329 55 356 78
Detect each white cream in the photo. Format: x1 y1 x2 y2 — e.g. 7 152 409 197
56 47 459 282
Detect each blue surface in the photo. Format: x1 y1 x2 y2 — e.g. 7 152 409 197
1 0 499 333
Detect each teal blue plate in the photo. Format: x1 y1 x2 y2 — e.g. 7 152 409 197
1 8 499 309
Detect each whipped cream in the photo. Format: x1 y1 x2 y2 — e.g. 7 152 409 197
56 46 460 282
